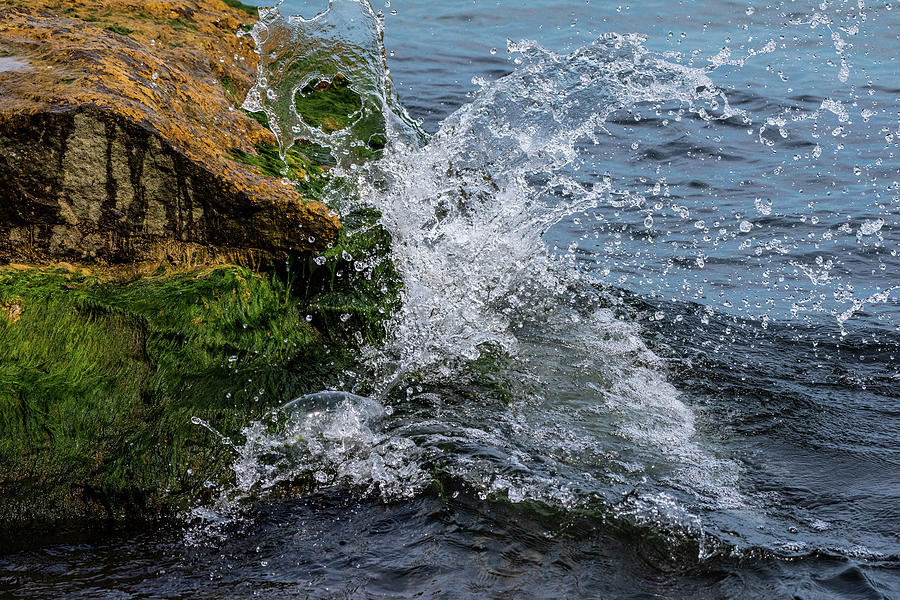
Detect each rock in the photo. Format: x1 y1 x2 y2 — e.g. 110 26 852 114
0 263 340 521
0 204 402 522
0 0 340 265
0 1 404 523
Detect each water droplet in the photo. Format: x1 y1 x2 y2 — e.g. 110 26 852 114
859 218 884 235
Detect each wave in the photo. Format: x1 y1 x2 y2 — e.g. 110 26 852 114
188 0 898 565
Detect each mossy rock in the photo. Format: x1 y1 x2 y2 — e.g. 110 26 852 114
294 75 388 161
0 197 402 522
0 265 353 521
0 5 405 522
295 204 402 350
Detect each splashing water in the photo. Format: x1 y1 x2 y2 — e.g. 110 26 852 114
242 0 420 165
192 10 760 553
349 31 757 548
190 0 898 562
359 33 746 381
188 391 428 540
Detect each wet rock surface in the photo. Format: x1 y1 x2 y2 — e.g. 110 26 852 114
0 0 340 264
0 0 401 524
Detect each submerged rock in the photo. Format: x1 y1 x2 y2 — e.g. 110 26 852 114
0 0 340 264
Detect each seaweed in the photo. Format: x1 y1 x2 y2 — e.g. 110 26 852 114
104 24 134 36
221 0 258 17
0 265 354 520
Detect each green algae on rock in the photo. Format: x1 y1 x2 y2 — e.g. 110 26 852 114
0 0 405 523
0 202 403 521
294 74 389 161
0 204 403 521
0 264 334 520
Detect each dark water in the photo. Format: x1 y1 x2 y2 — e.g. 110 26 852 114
3 1 898 598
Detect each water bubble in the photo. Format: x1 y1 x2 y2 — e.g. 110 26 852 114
739 220 753 233
754 198 772 215
859 218 884 235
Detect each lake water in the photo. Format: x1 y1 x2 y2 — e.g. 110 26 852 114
2 0 898 598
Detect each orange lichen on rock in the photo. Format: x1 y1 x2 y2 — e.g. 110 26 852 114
0 0 340 263
1 297 23 323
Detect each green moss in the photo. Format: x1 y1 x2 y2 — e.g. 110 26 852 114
295 77 362 133
227 142 319 183
292 76 388 162
244 109 270 130
294 205 402 351
104 24 134 36
228 111 336 200
219 76 236 99
168 18 197 31
0 266 349 520
221 0 258 16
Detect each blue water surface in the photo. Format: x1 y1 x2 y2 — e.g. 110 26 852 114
2 2 898 599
